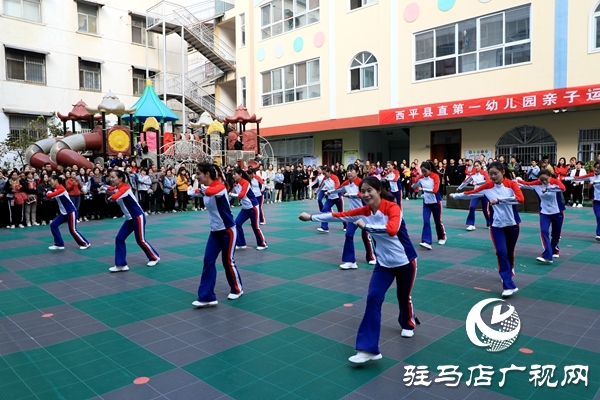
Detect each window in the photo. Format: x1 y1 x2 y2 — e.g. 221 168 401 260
8 115 46 141
578 129 600 161
77 3 98 34
496 126 556 164
260 0 320 40
414 4 530 81
5 48 45 84
261 58 320 106
132 16 153 47
349 0 377 11
349 52 378 91
133 68 155 95
239 13 246 46
322 139 342 166
240 77 246 106
3 0 41 22
592 3 600 50
79 60 101 91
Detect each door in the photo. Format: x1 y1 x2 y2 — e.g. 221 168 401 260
431 129 461 162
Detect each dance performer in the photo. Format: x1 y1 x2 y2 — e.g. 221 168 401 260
45 175 90 250
299 176 418 363
450 162 524 297
230 167 268 250
516 170 565 263
312 167 325 211
193 162 243 307
383 162 401 205
247 167 266 225
458 160 491 231
105 170 160 272
411 161 446 249
316 166 342 233
328 164 376 269
564 161 600 240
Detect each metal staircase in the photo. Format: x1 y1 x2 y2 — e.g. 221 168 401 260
154 71 234 120
147 1 236 73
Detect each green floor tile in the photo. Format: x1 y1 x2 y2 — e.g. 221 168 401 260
131 259 200 282
38 382 96 400
0 245 56 260
266 365 319 391
71 284 191 328
243 258 334 280
204 368 258 393
463 253 562 276
0 265 8 273
0 286 63 317
83 369 137 395
162 244 205 257
0 381 36 399
516 277 600 311
15 260 110 285
229 380 289 400
413 259 456 277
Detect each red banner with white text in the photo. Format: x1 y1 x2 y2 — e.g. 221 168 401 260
379 85 600 125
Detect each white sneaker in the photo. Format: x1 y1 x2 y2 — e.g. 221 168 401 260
501 288 519 297
109 265 129 272
192 300 218 308
83 217 88 221
317 228 329 233
236 246 247 250
48 245 65 250
79 244 91 250
18 224 24 228
192 207 197 211
339 262 358 270
33 222 39 226
343 228 346 232
256 246 268 250
577 204 583 208
77 219 81 223
9 225 15 229
147 258 160 267
401 329 414 338
173 210 177 213
595 236 600 242
552 254 560 258
348 351 382 364
113 216 117 219
466 225 476 231
260 222 266 225
144 212 148 216
368 260 377 265
26 223 31 227
419 243 432 250
536 257 553 264
227 291 243 300
41 222 46 226
438 239 446 245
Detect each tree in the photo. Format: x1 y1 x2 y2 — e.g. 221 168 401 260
0 113 62 170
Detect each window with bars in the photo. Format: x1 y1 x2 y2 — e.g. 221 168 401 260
260 0 320 40
270 136 314 158
8 115 46 141
133 68 154 96
5 48 46 84
591 3 600 51
77 2 98 34
132 16 153 47
261 58 320 106
322 139 342 166
79 60 101 91
414 4 530 81
349 0 377 11
578 129 600 162
350 52 378 91
3 0 41 22
495 125 557 164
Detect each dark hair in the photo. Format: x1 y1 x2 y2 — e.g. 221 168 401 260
196 162 217 180
347 164 358 172
247 167 255 176
111 169 129 185
538 169 552 179
322 166 331 174
594 161 600 169
473 160 482 167
360 176 396 202
49 175 65 185
488 161 512 180
557 157 567 167
420 161 439 175
233 167 251 182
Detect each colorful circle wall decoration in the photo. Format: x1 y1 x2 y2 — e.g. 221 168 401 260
274 44 284 58
438 0 456 12
293 37 304 52
404 3 420 22
314 32 325 48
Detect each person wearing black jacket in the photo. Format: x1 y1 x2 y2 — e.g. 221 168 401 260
294 166 307 200
0 170 7 228
283 165 292 201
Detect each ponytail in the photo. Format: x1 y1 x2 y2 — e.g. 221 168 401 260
233 167 251 183
361 176 396 202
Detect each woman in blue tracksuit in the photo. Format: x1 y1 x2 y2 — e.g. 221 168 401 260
45 175 90 251
451 162 524 297
105 170 160 272
193 162 243 307
517 170 566 264
299 176 418 364
230 167 268 250
383 162 401 205
327 164 376 269
317 166 343 233
247 167 266 225
458 160 491 231
311 167 325 211
411 161 446 250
